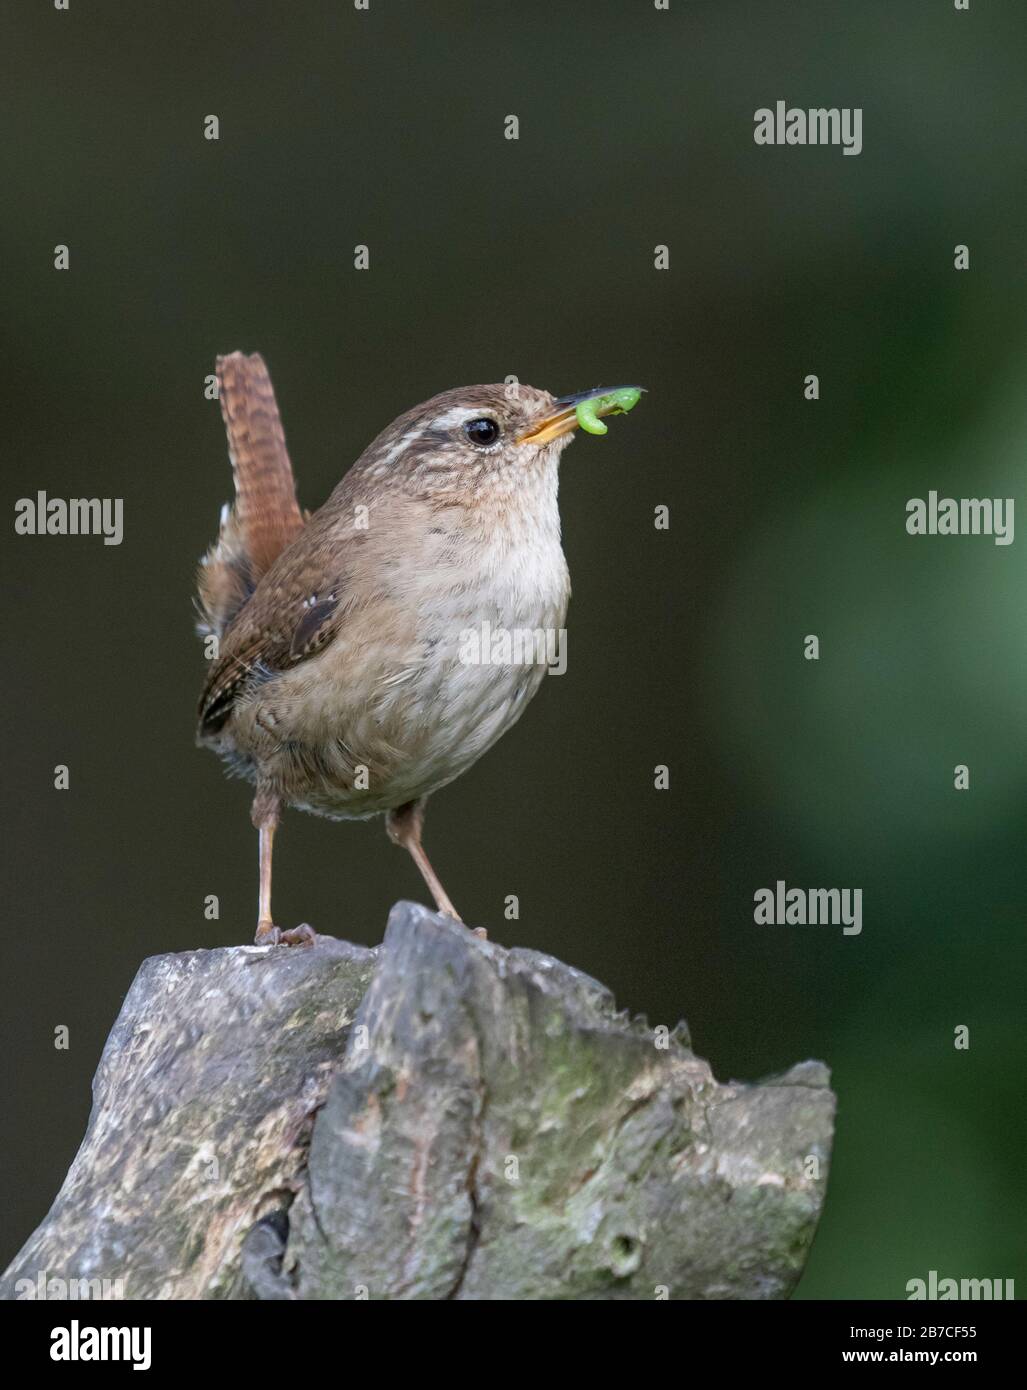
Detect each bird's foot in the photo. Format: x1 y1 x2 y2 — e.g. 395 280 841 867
254 920 316 947
436 904 485 940
436 905 486 940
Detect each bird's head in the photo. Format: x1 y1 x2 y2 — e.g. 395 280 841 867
351 382 642 501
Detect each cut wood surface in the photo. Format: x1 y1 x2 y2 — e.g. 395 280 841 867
2 903 835 1300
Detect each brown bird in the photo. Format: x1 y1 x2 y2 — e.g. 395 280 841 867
196 353 640 944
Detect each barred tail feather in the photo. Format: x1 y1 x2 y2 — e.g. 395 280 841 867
196 352 305 639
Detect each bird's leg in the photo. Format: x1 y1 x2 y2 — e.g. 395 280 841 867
386 800 485 938
251 791 315 947
256 817 276 938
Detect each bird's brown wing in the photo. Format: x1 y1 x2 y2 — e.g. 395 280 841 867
196 352 306 640
197 535 345 737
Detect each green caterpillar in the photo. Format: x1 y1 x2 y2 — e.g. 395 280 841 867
575 386 643 435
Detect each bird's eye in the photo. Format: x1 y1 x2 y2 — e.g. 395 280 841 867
464 417 500 447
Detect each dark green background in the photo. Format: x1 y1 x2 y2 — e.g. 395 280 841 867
2 1 1024 1297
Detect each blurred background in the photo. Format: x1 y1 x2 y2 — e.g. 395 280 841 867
1 0 1024 1297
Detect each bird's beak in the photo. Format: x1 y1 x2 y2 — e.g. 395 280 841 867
517 385 644 445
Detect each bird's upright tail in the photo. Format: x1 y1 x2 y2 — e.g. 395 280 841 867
196 351 306 639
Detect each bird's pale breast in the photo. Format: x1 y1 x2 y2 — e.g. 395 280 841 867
226 461 570 819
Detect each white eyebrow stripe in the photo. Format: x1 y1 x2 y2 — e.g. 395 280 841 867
377 425 428 468
432 406 487 430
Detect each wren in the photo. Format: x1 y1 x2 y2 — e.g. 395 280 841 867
196 353 641 944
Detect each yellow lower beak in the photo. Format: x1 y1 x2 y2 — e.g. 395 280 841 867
517 406 581 445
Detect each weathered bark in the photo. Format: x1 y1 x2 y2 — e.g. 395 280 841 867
2 902 834 1300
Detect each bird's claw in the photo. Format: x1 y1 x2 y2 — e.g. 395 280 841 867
254 921 316 948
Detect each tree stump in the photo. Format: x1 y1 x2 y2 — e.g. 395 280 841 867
2 902 835 1300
